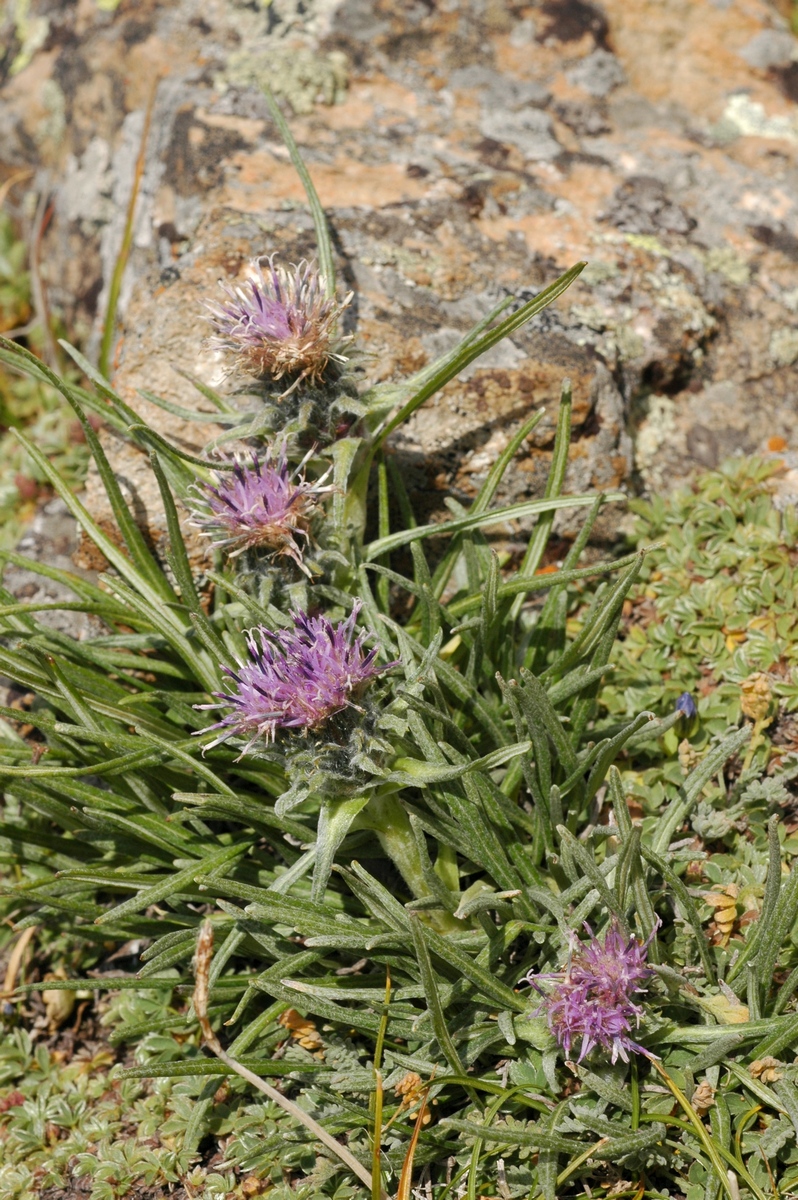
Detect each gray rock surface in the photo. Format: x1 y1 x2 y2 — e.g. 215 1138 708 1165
1 0 797 563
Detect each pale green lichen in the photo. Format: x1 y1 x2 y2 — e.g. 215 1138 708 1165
720 93 798 144
770 327 798 367
34 79 66 147
703 246 751 286
614 324 646 361
782 287 798 313
9 0 49 76
635 393 677 479
643 265 716 336
580 259 619 285
222 47 348 115
624 233 670 257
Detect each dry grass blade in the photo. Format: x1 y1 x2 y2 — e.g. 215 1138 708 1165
193 920 385 1198
396 1080 431 1200
2 926 37 997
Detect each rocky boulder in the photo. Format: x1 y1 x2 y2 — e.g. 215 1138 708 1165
1 0 797 554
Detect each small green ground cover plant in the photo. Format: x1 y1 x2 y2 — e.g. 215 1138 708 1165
601 455 798 837
1 102 798 1200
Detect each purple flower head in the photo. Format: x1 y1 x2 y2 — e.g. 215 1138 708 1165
524 920 658 1065
569 920 655 999
195 602 397 759
675 692 698 719
190 444 333 572
206 255 353 392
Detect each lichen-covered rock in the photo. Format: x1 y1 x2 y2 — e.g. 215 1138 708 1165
1 0 797 555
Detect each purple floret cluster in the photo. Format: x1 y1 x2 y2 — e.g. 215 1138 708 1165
196 602 395 757
206 255 352 391
190 445 333 571
526 921 657 1064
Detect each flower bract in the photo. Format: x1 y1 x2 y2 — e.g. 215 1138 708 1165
525 920 657 1064
190 445 332 570
196 602 396 757
207 254 352 390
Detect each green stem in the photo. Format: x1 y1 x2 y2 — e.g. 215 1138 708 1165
99 79 158 379
361 791 460 933
364 791 429 898
650 1060 741 1200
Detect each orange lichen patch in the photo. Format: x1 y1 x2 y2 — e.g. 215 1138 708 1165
601 0 775 116
124 37 178 110
475 178 612 261
322 78 420 130
278 1008 324 1053
729 135 798 175
768 436 789 453
225 152 430 212
494 28 585 80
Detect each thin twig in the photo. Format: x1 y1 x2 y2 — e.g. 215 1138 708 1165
3 319 40 340
193 921 385 1198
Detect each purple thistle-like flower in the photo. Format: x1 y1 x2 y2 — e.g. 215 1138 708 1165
570 921 655 999
195 602 397 758
189 445 333 572
207 255 353 391
525 920 658 1064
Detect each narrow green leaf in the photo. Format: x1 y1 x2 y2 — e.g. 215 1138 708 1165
10 430 178 619
725 815 782 989
149 452 203 612
97 842 247 925
409 915 465 1076
262 88 336 297
539 555 642 686
117 1059 331 1080
127 423 236 471
373 262 586 450
365 493 621 561
137 388 237 424
415 918 527 1013
653 727 751 856
640 843 716 982
556 827 627 926
312 795 371 903
509 380 572 621
583 711 655 803
390 740 532 785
